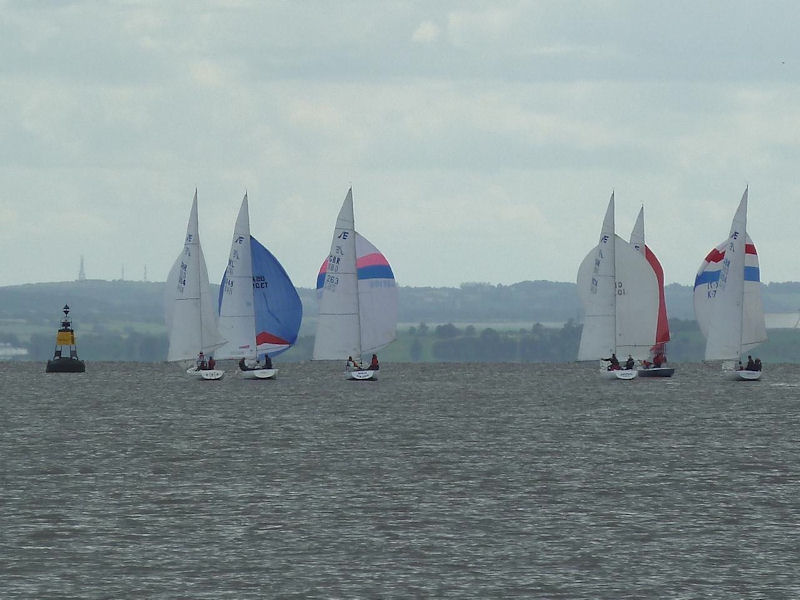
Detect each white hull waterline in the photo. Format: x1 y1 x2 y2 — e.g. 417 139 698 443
240 368 278 380
346 369 378 381
725 369 762 381
186 367 224 380
601 368 637 380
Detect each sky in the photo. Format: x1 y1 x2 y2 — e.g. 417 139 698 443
2 1 800 289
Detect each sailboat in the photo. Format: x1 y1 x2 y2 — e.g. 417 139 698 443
216 193 303 379
629 207 674 377
693 187 766 380
313 187 397 380
576 192 660 380
165 191 226 380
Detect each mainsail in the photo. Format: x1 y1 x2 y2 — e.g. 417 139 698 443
165 191 226 361
217 194 257 359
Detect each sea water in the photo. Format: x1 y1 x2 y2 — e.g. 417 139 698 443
2 361 799 598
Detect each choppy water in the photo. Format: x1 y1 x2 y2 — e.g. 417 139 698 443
2 360 800 598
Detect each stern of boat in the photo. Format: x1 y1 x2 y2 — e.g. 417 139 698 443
241 368 278 380
600 368 637 380
345 369 377 381
187 367 225 380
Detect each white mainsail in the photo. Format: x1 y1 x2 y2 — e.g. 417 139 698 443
314 189 361 359
694 188 766 361
577 194 617 360
577 193 659 361
165 191 226 361
313 188 397 360
216 194 258 360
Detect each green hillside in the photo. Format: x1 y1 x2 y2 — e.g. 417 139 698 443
2 279 799 363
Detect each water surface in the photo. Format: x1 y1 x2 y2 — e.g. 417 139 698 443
2 361 799 598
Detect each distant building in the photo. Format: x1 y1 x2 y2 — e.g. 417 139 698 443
78 255 86 281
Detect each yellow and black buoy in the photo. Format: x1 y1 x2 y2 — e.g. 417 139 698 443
45 304 86 373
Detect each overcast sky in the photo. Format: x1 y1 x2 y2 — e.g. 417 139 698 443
2 1 799 289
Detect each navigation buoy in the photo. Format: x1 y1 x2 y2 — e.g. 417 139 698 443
45 304 86 373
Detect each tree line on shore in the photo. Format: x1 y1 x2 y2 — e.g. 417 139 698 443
3 279 800 363
7 318 800 364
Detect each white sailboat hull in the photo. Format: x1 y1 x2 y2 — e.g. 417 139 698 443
346 369 378 381
600 368 637 380
725 368 762 381
240 368 278 380
186 367 224 380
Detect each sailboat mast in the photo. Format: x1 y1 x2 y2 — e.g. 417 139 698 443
352 196 364 360
738 211 747 359
735 187 749 360
199 255 206 354
608 193 618 355
196 199 206 354
612 257 617 356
